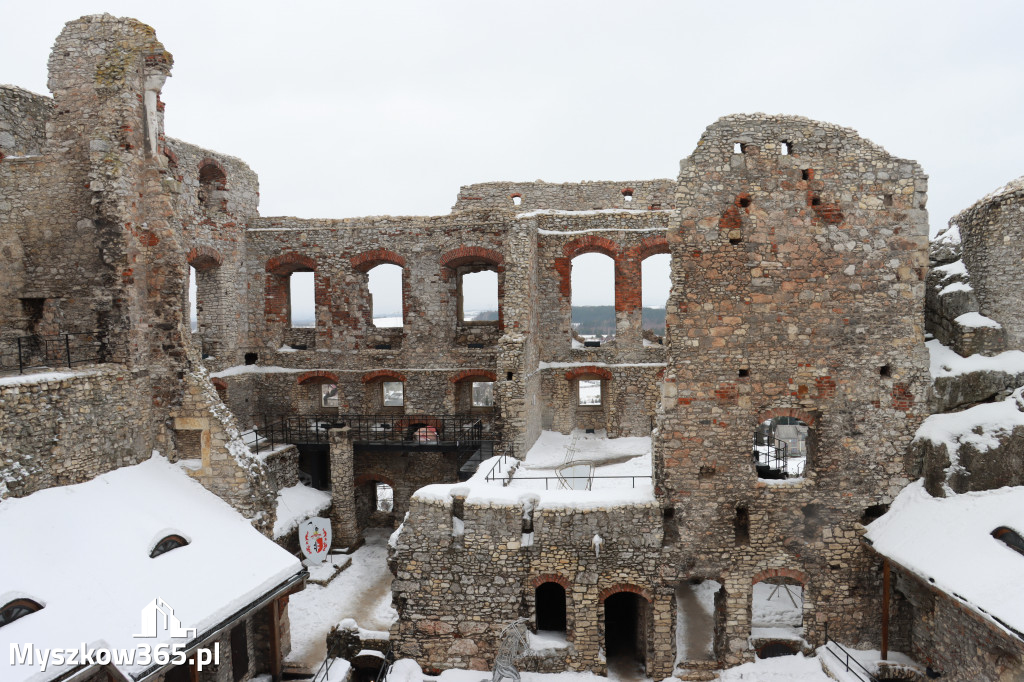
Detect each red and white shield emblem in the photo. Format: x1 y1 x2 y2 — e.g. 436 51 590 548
299 517 332 564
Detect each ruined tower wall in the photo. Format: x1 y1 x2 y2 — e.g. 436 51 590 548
953 178 1024 350
0 86 52 158
655 114 931 663
453 179 676 213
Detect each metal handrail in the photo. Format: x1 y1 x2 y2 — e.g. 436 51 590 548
0 332 122 374
752 432 789 477
823 639 880 682
504 474 652 490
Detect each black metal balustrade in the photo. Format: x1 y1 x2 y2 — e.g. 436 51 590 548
240 413 487 455
0 332 121 374
752 432 790 479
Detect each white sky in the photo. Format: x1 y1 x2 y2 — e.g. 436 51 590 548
8 1 1024 309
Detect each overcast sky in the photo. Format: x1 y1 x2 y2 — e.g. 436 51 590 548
7 1 1024 309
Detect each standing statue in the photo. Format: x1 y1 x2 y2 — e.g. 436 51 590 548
488 618 532 682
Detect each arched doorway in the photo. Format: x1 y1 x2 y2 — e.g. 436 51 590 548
604 591 649 672
535 582 567 633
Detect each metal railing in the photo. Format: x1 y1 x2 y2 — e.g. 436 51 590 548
240 414 487 455
0 332 120 374
752 433 790 478
503 474 652 490
823 639 880 682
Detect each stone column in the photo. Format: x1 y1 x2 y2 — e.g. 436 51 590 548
329 427 361 548
614 253 643 348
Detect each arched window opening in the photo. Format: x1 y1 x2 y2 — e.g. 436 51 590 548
460 269 498 323
571 253 615 347
289 271 315 329
535 582 567 634
198 163 227 213
0 599 43 628
641 253 670 343
376 482 394 512
993 527 1024 556
188 265 198 333
674 579 724 663
369 264 403 328
604 591 649 671
752 578 803 640
150 534 189 558
753 416 810 479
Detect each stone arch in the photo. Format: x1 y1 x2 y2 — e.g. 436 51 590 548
350 249 406 272
530 573 570 589
440 246 504 270
197 158 227 212
563 235 619 260
755 407 819 428
361 369 406 384
297 370 339 385
564 366 614 382
266 252 317 276
451 369 498 384
187 245 223 272
633 235 670 262
598 583 653 604
751 568 808 586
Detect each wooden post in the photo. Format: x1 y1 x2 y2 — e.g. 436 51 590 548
271 599 283 682
881 558 890 661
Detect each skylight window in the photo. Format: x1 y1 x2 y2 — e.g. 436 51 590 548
150 534 189 558
992 527 1024 556
0 599 42 628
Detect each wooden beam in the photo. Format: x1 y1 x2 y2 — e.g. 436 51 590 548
881 558 890 661
270 598 283 682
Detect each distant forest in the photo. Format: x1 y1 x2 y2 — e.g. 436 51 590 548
474 306 666 336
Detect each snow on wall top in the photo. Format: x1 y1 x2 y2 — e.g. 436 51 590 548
0 456 302 682
865 480 1024 638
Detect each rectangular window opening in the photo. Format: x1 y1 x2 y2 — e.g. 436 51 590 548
780 141 791 155
382 381 404 408
471 381 495 407
578 379 602 406
321 383 339 408
460 269 498 323
289 271 315 328
733 142 743 154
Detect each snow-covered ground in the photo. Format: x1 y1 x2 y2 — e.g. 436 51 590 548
286 528 398 670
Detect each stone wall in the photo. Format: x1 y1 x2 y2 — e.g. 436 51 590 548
654 114 931 666
390 491 667 676
954 177 1024 350
0 366 152 498
453 179 677 213
0 86 51 157
891 564 1024 682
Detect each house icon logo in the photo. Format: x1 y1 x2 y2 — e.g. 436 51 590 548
133 597 197 638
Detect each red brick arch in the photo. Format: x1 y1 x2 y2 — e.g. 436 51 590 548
266 252 316 275
355 473 396 488
361 369 406 384
564 366 614 382
211 378 228 391
197 157 227 188
751 568 808 586
187 245 224 272
634 235 670 262
297 370 339 385
530 573 570 590
351 249 406 272
598 583 652 604
563 235 619 260
755 407 819 428
440 246 504 269
451 369 497 384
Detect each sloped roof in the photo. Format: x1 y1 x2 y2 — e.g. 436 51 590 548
0 456 303 682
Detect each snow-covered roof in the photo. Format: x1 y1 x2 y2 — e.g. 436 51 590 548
0 456 303 682
865 480 1024 639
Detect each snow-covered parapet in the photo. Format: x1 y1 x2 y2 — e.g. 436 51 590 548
930 222 962 265
928 339 1024 411
926 258 1005 357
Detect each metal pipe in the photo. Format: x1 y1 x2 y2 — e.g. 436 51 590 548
882 558 890 660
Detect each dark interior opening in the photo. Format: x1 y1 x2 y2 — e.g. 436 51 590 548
861 503 890 525
757 641 798 658
297 444 331 491
536 582 567 632
604 592 647 666
244 352 258 365
734 504 750 545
